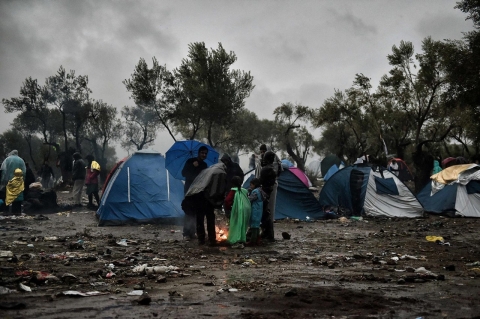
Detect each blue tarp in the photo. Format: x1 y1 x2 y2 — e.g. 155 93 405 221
416 182 458 214
243 169 324 221
97 151 185 226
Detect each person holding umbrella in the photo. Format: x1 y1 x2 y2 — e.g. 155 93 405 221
181 146 209 240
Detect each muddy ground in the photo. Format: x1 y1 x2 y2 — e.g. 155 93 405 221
1 189 480 319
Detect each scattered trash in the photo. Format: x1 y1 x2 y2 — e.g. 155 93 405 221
0 251 13 258
425 236 444 243
0 286 15 295
228 288 238 292
18 283 32 292
282 232 291 240
137 292 151 305
127 290 144 296
117 239 128 246
466 261 480 267
350 216 363 221
285 288 298 297
338 217 349 223
61 291 106 297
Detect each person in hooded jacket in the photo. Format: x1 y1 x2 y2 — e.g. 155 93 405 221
181 146 209 240
72 153 86 207
432 160 442 175
259 151 278 241
1 150 26 213
5 168 24 215
85 155 101 209
0 150 26 188
221 154 244 195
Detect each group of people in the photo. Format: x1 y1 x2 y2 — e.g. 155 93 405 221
71 153 101 209
181 144 282 248
0 149 103 215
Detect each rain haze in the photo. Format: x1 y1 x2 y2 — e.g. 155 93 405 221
0 0 474 164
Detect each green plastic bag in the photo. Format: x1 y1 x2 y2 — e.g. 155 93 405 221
227 188 251 244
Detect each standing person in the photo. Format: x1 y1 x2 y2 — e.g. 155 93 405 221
224 176 251 248
1 150 26 213
0 150 26 188
221 154 244 195
181 146 209 240
24 162 36 199
259 151 278 241
5 169 24 215
432 160 442 175
247 178 265 246
38 160 54 190
71 153 86 207
85 155 101 209
248 154 256 171
388 159 399 176
185 162 227 246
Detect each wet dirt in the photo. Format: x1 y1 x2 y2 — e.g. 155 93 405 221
1 190 480 318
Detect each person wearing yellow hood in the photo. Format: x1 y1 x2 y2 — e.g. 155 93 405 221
6 168 24 215
85 155 101 209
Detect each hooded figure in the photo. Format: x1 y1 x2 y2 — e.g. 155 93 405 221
432 160 442 175
184 163 227 246
6 169 24 206
221 154 244 194
0 150 26 187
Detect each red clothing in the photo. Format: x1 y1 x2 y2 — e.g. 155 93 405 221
224 190 235 211
85 169 100 185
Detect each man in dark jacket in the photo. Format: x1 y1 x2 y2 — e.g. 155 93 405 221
181 146 208 240
259 151 278 241
221 154 244 194
71 153 86 207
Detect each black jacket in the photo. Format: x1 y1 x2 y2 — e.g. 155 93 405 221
72 159 86 181
182 157 207 194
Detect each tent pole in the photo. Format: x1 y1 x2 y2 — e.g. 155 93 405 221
166 169 170 201
127 167 131 202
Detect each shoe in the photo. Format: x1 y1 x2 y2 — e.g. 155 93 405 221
198 240 206 246
208 241 217 247
231 243 244 249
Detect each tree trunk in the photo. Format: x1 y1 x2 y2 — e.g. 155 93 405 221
285 140 305 171
412 147 434 193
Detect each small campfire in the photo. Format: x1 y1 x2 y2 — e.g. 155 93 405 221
216 226 228 241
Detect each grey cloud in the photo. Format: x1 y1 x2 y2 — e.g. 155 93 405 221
327 8 377 37
415 12 473 41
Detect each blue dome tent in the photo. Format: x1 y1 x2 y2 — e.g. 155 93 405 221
243 168 324 221
319 166 423 218
417 164 480 217
97 150 185 226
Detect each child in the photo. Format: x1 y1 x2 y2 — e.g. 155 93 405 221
247 178 265 246
224 176 251 248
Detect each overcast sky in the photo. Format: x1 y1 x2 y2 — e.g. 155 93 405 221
0 0 474 163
